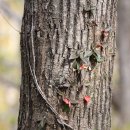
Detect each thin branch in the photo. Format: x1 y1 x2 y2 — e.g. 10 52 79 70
0 0 21 25
0 11 20 33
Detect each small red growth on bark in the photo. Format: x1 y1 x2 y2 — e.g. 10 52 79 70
80 64 88 70
84 96 91 104
102 30 109 37
96 43 103 48
100 30 109 41
96 43 104 51
63 98 71 107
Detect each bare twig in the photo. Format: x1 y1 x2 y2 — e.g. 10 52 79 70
0 0 21 24
0 10 21 33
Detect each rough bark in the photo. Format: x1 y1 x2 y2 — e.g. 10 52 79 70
17 0 117 130
118 0 130 123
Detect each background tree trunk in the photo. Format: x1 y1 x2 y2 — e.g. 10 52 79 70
17 0 117 130
118 0 130 123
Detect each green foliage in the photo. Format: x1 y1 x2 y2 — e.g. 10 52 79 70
63 104 70 112
71 46 104 71
72 59 80 70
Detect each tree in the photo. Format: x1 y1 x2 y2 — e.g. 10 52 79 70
17 0 117 130
118 0 130 123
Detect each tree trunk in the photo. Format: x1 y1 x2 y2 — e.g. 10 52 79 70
118 0 130 123
17 0 117 130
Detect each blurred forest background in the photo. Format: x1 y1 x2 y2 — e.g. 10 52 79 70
0 0 130 130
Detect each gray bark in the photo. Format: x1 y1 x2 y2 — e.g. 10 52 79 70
17 0 117 130
118 0 130 123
